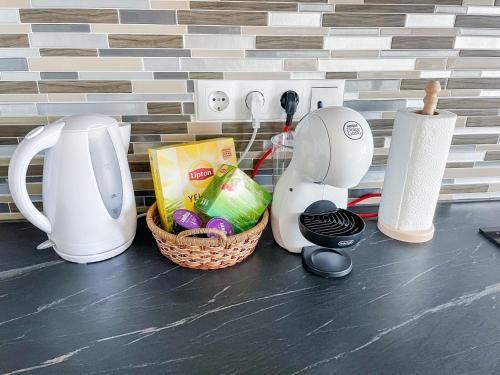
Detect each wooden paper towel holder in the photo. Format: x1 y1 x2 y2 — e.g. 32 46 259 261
417 80 440 116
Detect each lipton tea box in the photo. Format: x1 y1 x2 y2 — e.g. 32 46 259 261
148 138 237 231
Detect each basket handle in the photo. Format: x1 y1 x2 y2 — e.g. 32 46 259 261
176 228 228 247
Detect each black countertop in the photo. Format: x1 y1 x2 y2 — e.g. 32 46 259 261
1 201 500 374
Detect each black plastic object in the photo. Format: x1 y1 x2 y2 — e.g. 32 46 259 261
479 227 500 248
302 246 352 278
299 200 365 249
299 200 365 278
280 90 299 126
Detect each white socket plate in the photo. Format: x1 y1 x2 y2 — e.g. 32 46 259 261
194 80 345 122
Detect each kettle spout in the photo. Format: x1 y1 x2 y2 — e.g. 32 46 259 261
118 123 131 154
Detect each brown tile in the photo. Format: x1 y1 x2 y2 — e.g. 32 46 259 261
336 4 434 13
178 10 267 26
323 13 406 27
189 72 223 79
485 151 500 161
0 116 47 125
455 15 500 29
146 102 182 114
446 162 474 168
256 36 323 50
20 9 118 23
9 201 43 213
401 78 447 90
452 134 499 145
440 184 489 194
466 116 500 127
108 34 183 48
38 80 131 93
372 154 388 165
0 138 18 145
392 37 455 49
415 58 447 70
40 48 97 56
131 122 188 134
0 124 38 137
439 98 500 109
223 121 284 133
0 81 38 94
0 34 29 48
191 1 296 11
326 72 357 79
448 78 500 90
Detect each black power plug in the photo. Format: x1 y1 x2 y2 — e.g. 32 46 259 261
280 90 299 127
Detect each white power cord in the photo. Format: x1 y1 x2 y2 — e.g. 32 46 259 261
238 91 265 165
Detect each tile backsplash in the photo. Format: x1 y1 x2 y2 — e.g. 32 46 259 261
1 0 500 220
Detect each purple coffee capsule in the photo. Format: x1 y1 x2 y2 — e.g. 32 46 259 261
172 209 203 234
206 217 234 238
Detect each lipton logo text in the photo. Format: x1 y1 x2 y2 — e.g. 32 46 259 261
189 168 213 181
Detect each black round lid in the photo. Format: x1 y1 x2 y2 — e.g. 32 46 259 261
299 200 365 249
302 246 352 278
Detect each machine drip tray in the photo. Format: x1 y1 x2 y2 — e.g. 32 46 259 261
302 246 352 278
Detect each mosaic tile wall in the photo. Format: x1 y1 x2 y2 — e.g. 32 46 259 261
0 0 500 220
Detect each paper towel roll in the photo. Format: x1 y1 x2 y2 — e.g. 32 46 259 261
378 108 457 243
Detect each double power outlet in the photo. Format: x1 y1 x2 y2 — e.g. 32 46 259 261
195 80 345 122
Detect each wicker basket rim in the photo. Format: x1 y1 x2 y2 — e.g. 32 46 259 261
146 202 269 247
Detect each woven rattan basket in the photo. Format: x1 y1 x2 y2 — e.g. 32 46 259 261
146 202 269 270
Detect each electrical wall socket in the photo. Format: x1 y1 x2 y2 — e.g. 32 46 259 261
195 80 345 122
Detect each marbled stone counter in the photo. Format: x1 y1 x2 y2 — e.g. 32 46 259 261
1 201 500 374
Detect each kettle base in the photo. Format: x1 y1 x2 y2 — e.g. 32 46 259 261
52 236 135 264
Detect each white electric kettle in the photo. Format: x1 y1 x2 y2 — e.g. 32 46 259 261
8 114 137 263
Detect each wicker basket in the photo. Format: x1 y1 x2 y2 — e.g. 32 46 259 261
146 202 269 270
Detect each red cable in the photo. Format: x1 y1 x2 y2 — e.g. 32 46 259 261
251 147 272 179
348 193 381 219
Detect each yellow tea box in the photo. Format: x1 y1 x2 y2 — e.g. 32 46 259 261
148 138 237 232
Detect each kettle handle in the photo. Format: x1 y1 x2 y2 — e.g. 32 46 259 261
8 122 64 234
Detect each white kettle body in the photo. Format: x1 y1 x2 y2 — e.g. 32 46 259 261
8 115 137 263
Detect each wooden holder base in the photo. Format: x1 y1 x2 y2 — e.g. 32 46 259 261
377 220 434 244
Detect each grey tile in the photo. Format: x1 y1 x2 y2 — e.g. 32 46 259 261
30 33 108 48
401 78 447 90
329 28 380 36
181 58 282 72
31 0 149 8
87 93 193 101
451 109 499 116
326 72 357 79
485 151 500 161
37 102 147 116
119 10 176 24
182 102 194 114
466 116 500 127
299 3 334 12
1 71 39 80
459 50 500 57
0 49 39 58
31 24 90 32
438 98 500 109
79 71 152 80
391 37 455 49
40 72 78 80
448 78 500 89
188 26 241 34
336 5 435 13
143 58 179 71
382 50 458 57
123 115 191 122
0 103 37 116
153 72 189 80
0 9 19 23
99 49 190 57
185 34 254 49
345 79 401 92
435 5 466 14
344 100 406 112
246 50 329 58
452 134 499 145
187 80 194 93
455 15 500 29
440 184 489 194
0 58 28 71
323 14 406 27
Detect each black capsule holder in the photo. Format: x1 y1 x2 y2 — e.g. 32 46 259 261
299 200 365 278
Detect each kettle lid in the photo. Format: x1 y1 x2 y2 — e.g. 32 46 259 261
59 114 118 132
